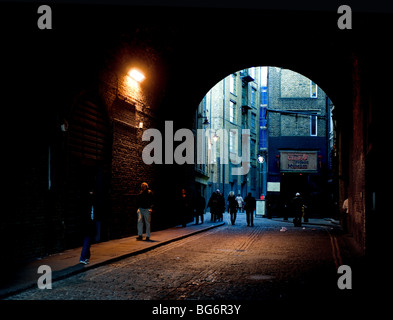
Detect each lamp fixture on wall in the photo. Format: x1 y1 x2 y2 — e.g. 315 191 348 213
128 68 145 83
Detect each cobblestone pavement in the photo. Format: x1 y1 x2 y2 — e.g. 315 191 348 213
7 214 359 302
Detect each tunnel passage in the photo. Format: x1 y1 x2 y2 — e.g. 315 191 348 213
3 3 381 264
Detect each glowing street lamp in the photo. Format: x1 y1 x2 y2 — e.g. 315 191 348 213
128 68 145 83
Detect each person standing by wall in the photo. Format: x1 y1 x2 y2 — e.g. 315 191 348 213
136 182 154 241
79 186 96 264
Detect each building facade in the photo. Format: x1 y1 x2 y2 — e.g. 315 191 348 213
266 67 334 217
195 67 264 201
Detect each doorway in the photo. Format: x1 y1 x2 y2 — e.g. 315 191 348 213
280 173 309 207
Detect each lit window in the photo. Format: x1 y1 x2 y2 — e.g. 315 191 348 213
251 87 257 107
229 101 236 123
230 74 237 95
229 130 237 153
249 67 255 79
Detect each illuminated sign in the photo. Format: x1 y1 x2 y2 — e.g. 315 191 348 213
280 151 317 172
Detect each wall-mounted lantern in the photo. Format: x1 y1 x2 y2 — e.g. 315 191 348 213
128 68 145 83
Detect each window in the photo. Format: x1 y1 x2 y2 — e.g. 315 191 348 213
250 112 256 132
310 115 317 136
249 67 255 79
250 139 256 158
230 74 237 95
251 165 256 190
310 81 318 98
229 130 236 154
251 87 257 108
229 101 236 123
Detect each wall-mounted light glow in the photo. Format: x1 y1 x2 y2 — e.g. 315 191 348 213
128 69 145 83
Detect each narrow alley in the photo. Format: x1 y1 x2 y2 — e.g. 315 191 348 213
7 213 364 304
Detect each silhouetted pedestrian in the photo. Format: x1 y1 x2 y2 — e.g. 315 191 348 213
194 191 206 224
79 186 96 264
291 192 304 227
207 190 220 222
244 192 256 227
227 191 238 225
216 190 225 222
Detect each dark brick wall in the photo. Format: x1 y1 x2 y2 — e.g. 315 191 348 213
347 57 367 252
109 103 162 238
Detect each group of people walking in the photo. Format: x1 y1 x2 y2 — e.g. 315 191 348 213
208 189 256 227
79 180 309 265
133 185 259 245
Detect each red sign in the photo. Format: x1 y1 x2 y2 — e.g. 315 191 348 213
280 151 317 172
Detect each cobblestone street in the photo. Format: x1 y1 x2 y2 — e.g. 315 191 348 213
7 213 359 303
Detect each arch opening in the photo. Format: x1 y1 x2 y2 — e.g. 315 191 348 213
194 66 338 221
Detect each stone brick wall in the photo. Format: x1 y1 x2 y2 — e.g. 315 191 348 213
268 67 328 138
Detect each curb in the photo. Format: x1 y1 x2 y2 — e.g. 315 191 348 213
74 222 225 273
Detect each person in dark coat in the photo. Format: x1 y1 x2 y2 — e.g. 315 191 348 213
244 192 256 227
216 191 225 222
194 191 206 224
291 192 304 227
179 188 193 227
79 186 96 264
136 182 154 240
207 190 220 222
227 191 238 225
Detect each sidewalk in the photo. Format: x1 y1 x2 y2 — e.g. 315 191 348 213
0 218 224 299
271 217 341 228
